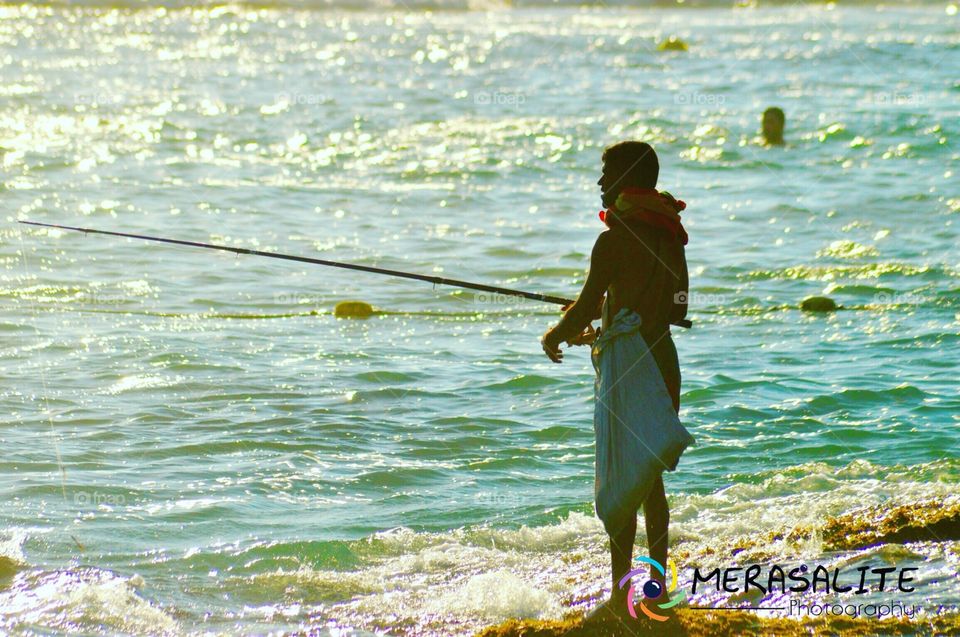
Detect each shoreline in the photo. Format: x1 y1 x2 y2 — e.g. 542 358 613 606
475 498 960 637
475 609 960 636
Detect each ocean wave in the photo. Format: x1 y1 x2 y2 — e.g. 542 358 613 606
799 384 928 414
3 460 956 634
0 529 29 579
740 262 955 282
125 459 956 635
103 373 184 395
351 465 453 487
482 374 566 391
0 568 178 636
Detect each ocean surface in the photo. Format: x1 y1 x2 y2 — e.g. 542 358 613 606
2 1 959 635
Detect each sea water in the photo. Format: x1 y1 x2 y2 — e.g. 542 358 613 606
2 2 958 634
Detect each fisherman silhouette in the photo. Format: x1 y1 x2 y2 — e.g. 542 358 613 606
541 141 694 621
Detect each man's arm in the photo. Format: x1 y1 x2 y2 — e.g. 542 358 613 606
669 243 689 324
541 232 615 363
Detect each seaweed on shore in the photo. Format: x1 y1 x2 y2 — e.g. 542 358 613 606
476 609 960 637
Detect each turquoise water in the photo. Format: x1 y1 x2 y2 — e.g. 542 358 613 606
3 2 959 634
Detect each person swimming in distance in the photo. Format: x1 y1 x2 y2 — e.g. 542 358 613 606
540 141 695 621
762 106 786 145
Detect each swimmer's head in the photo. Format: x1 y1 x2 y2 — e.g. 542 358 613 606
599 141 659 208
762 107 786 145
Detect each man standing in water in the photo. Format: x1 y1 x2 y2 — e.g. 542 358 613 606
541 141 694 620
762 107 786 145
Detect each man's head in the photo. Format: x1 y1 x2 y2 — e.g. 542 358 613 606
598 141 659 208
762 107 785 145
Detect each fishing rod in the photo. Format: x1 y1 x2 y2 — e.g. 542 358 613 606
18 220 692 329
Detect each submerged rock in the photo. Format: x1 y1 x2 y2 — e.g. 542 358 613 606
800 296 838 312
658 36 689 52
334 300 374 318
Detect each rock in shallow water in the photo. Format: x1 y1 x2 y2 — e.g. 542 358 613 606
800 296 838 312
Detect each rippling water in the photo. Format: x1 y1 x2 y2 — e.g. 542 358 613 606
3 2 959 635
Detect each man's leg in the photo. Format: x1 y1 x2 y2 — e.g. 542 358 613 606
583 516 637 622
646 337 676 582
609 513 636 601
641 337 677 592
643 475 669 587
608 478 669 603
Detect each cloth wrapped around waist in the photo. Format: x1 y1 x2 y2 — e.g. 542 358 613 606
591 307 695 536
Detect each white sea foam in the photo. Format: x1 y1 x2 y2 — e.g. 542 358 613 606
0 528 29 568
103 374 182 394
301 460 960 635
0 569 178 635
429 570 563 620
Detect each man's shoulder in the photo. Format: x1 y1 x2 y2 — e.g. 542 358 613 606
604 222 661 245
592 228 621 253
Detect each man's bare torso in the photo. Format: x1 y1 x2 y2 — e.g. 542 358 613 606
598 223 687 412
601 223 688 339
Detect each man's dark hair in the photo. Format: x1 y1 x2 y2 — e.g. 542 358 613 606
601 141 659 189
763 106 785 125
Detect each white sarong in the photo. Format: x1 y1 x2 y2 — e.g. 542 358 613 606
591 307 694 536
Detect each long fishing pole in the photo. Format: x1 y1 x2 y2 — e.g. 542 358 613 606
18 220 693 328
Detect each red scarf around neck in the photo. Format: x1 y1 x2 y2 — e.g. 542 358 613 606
599 187 689 245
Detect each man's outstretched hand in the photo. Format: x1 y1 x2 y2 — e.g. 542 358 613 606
542 324 597 363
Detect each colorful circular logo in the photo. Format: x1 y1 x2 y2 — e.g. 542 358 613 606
617 556 685 621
